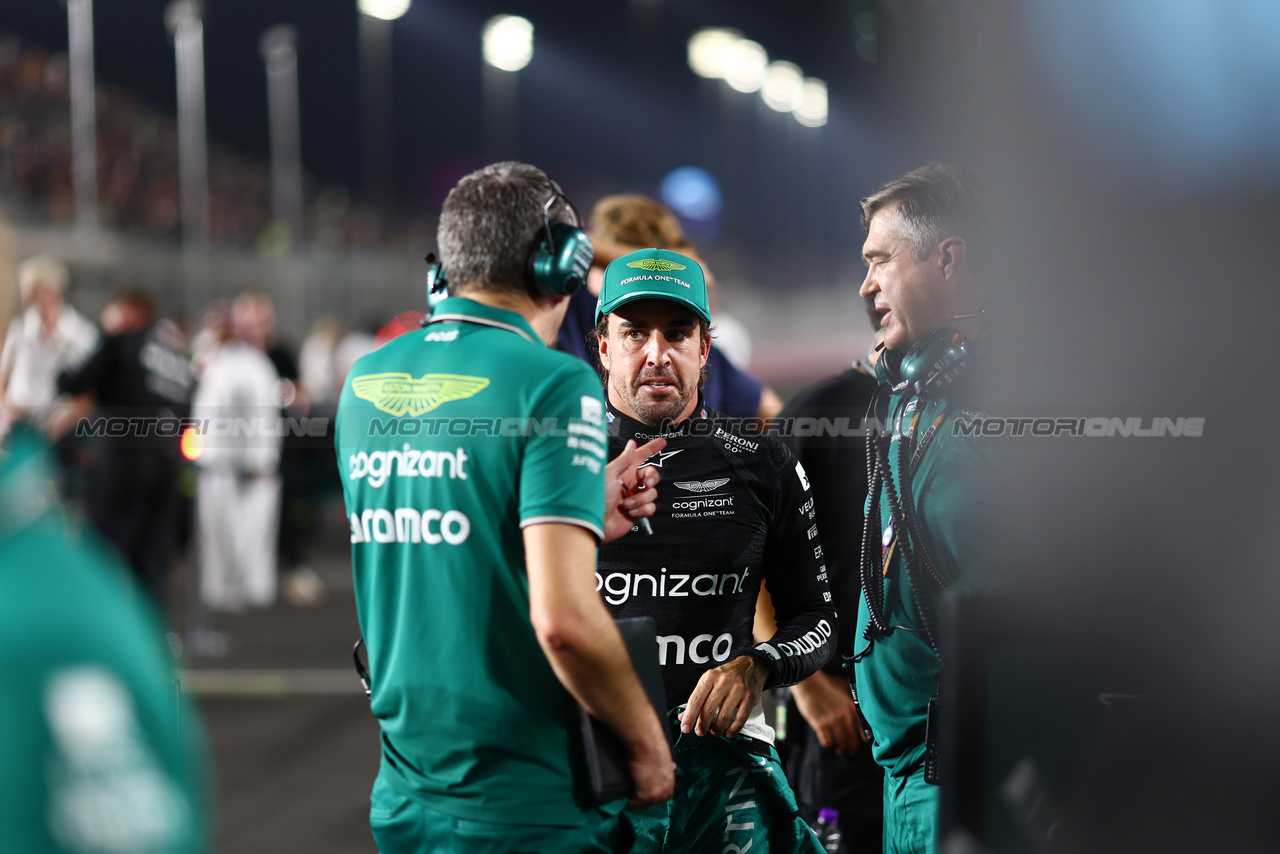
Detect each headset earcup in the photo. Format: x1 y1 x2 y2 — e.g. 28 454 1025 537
874 343 902 390
526 223 594 297
899 328 969 397
525 226 552 297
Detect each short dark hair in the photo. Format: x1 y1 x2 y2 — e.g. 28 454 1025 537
109 287 157 323
437 162 574 295
859 162 982 262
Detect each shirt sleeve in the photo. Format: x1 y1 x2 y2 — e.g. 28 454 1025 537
0 318 20 377
778 371 876 673
56 335 112 397
751 445 840 688
518 359 607 540
63 310 100 369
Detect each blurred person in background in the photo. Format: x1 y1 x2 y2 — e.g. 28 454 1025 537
558 193 783 420
190 292 283 612
226 291 322 606
773 295 886 851
0 254 97 430
850 164 997 854
189 300 231 377
298 316 346 408
592 247 834 853
337 162 673 852
0 211 210 854
55 289 193 612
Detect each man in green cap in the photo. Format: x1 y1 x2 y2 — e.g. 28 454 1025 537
850 163 997 854
591 247 836 853
335 162 674 854
0 220 210 852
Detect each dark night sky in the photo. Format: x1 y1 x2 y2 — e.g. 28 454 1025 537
0 0 936 284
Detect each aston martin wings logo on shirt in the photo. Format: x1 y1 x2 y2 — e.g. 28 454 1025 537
351 373 490 417
626 258 686 272
674 478 730 493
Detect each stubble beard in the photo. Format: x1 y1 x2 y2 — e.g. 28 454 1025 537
617 369 693 426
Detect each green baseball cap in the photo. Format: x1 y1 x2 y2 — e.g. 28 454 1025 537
595 248 711 324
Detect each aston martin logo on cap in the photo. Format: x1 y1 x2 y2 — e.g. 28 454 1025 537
627 258 687 272
352 372 490 417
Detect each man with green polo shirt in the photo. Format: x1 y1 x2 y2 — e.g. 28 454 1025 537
849 163 997 854
0 226 209 853
335 162 674 853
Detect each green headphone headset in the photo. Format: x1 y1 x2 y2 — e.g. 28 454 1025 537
873 325 974 398
525 190 594 297
426 183 594 304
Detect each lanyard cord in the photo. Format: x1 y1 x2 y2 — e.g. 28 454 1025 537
860 396 952 660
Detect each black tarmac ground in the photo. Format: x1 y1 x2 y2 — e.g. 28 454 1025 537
173 529 381 854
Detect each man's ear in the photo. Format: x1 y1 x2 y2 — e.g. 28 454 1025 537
597 320 611 371
699 325 711 368
938 237 967 280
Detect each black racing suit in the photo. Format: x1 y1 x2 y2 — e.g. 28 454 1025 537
598 399 838 708
58 322 193 608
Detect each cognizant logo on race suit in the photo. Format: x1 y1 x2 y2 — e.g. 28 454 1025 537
595 566 753 605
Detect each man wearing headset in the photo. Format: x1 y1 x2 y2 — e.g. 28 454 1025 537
849 163 997 854
592 248 836 853
335 162 674 853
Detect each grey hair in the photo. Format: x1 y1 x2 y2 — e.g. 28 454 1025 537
437 161 574 295
859 162 982 262
18 253 70 299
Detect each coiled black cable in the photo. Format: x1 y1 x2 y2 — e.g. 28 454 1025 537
860 423 891 639
860 406 948 661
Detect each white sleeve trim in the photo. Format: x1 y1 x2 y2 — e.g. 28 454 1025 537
520 515 605 540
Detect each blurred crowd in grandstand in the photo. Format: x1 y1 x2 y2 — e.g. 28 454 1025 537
0 32 431 253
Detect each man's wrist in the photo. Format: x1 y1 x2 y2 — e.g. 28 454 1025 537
743 647 779 690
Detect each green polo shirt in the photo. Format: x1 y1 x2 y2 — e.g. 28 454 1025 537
336 298 609 826
0 427 208 853
852 390 996 778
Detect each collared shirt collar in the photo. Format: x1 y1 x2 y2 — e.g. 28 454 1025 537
426 297 540 345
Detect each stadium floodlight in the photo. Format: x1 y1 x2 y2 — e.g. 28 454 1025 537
67 0 97 232
723 37 768 93
761 61 804 112
165 0 209 245
260 25 303 244
483 15 534 72
357 0 410 21
794 78 829 127
687 28 742 79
